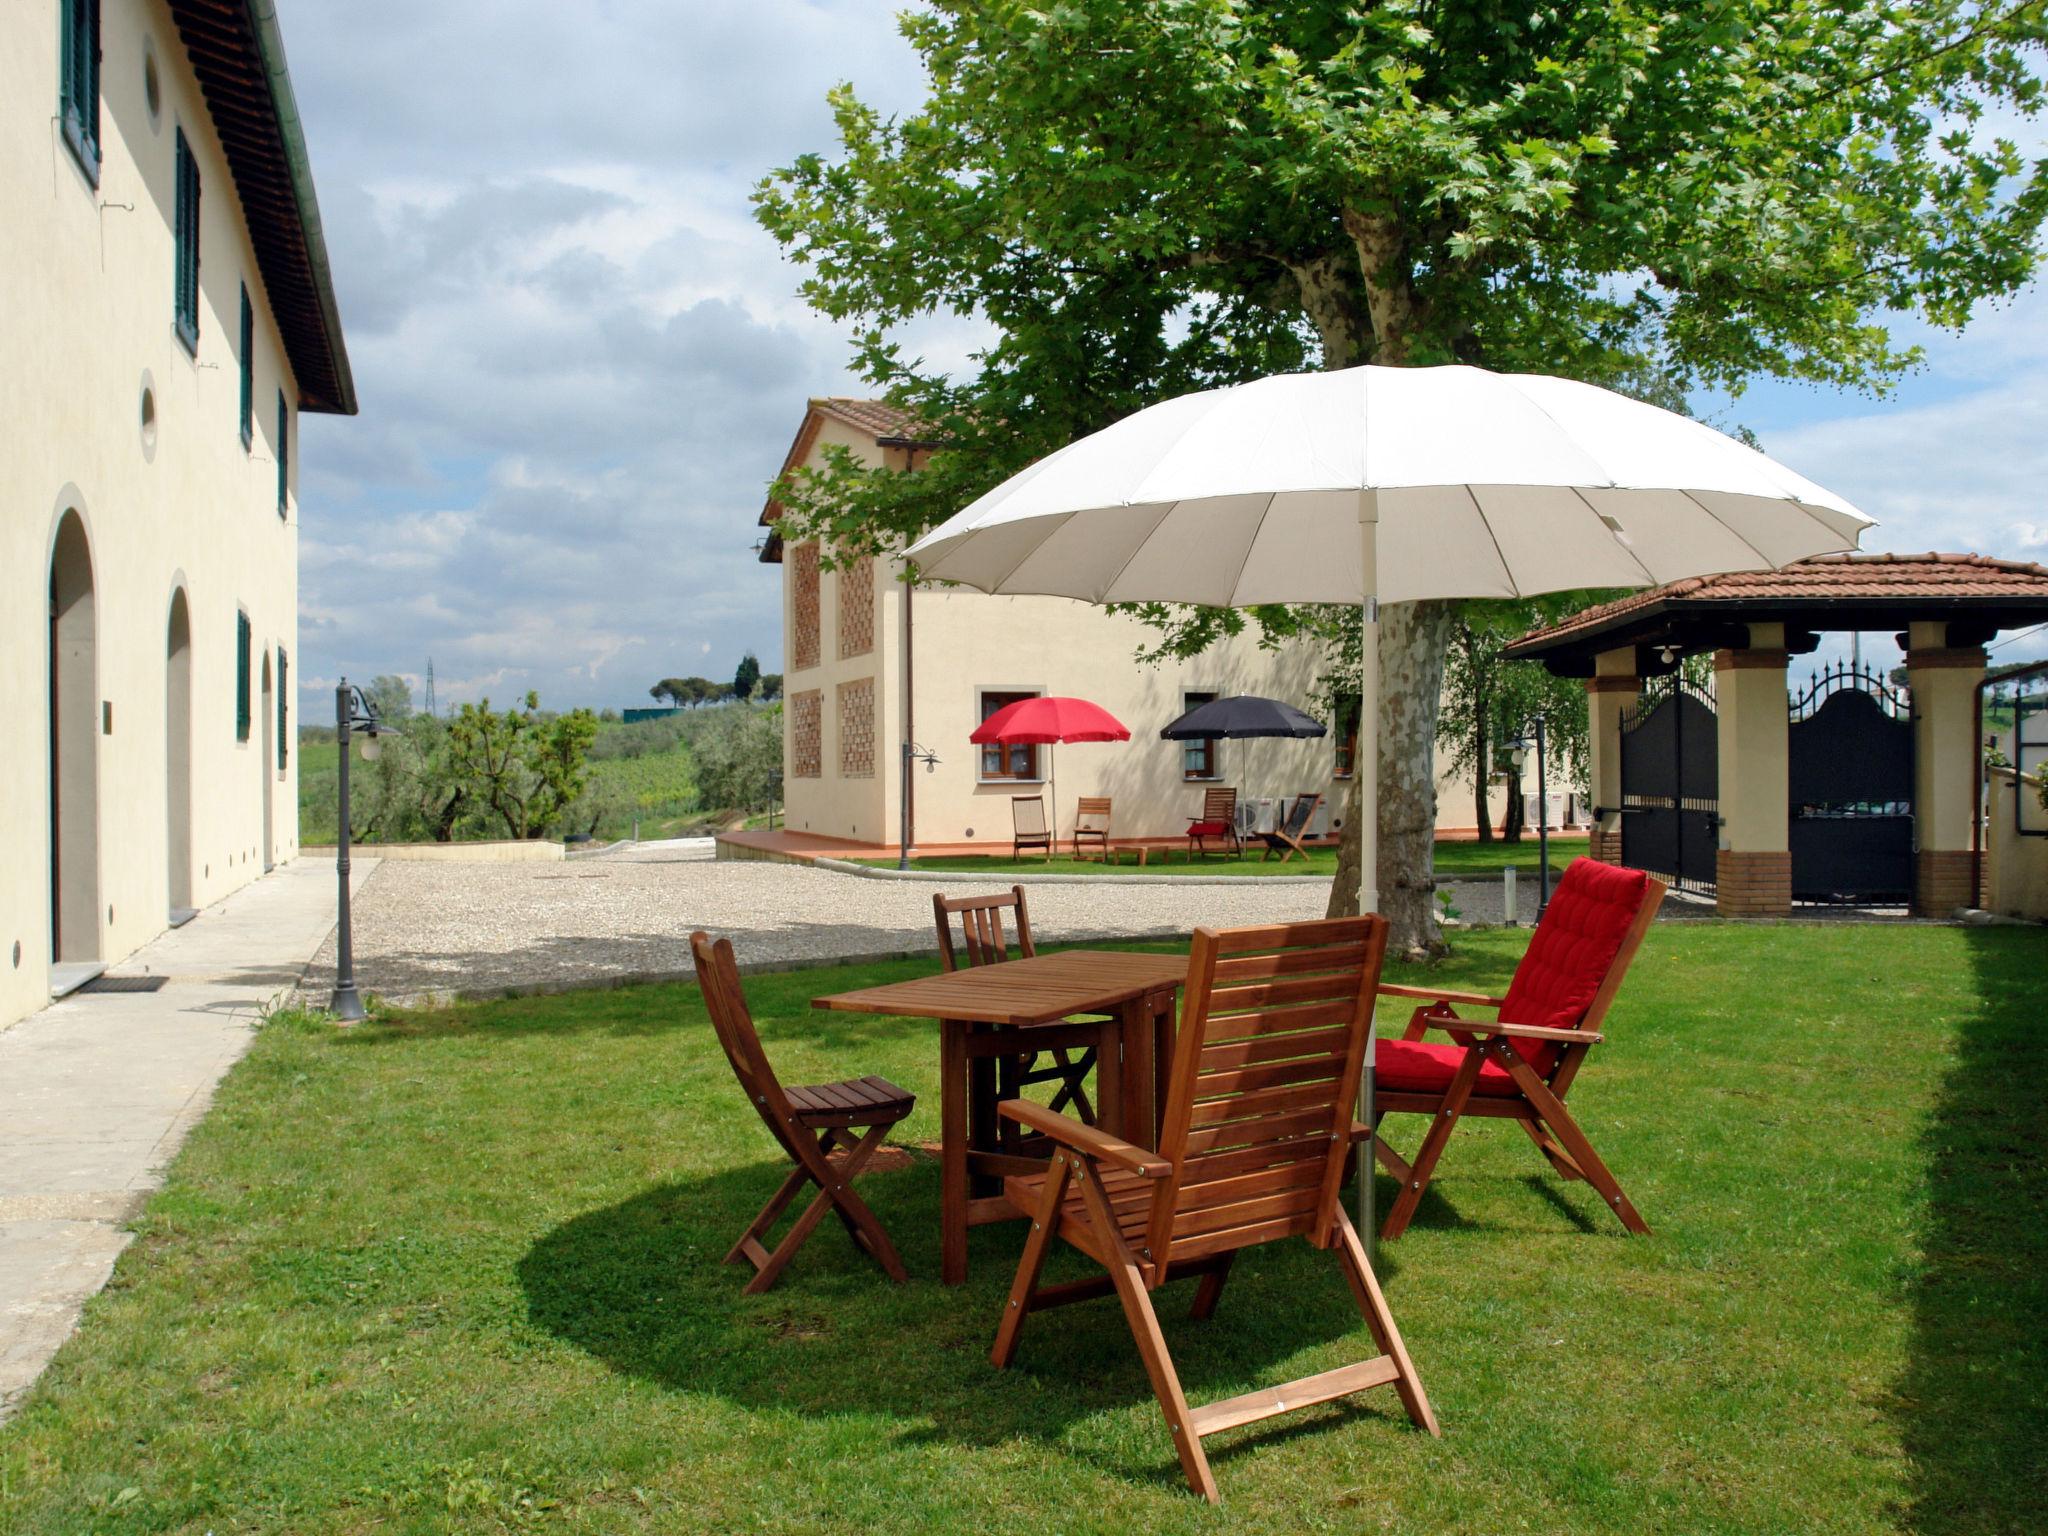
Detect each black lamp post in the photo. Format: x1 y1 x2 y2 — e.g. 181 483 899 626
330 677 396 1022
898 740 940 870
1507 714 1552 921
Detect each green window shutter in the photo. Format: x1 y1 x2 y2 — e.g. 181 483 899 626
277 649 289 769
276 392 289 515
174 131 199 350
235 613 251 742
239 287 253 446
59 0 101 179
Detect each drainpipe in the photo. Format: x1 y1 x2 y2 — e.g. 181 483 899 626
1974 658 2048 906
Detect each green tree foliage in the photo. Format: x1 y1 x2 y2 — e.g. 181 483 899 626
442 692 599 840
755 672 784 702
734 652 763 700
756 0 2047 952
1437 599 1599 842
363 674 415 723
691 704 785 817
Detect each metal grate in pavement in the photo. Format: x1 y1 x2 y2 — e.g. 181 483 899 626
78 974 169 994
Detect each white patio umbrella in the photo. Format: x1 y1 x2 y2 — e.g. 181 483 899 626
906 363 1872 916
906 363 1873 1247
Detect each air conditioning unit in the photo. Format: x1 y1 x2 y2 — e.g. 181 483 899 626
1239 797 1278 836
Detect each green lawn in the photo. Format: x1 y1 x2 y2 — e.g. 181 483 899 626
855 835 1587 880
2 924 2040 1533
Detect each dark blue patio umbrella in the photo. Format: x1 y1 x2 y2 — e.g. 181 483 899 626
1159 695 1327 740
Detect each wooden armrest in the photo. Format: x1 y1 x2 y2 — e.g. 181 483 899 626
1427 1019 1601 1047
1377 984 1504 1008
999 1099 1171 1178
1460 1020 1601 1045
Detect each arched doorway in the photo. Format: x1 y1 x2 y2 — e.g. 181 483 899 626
259 647 275 871
166 589 195 921
48 512 101 963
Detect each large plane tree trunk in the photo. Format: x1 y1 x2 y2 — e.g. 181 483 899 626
1326 598 1457 957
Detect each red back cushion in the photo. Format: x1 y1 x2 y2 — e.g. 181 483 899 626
1499 859 1650 1075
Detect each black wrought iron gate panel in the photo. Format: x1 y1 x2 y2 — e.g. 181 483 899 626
1620 680 1719 891
1787 666 1913 905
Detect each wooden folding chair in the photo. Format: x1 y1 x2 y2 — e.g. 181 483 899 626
990 915 1437 1503
1072 796 1113 861
1257 792 1321 862
1185 786 1240 859
690 931 915 1293
1012 795 1052 860
934 888 1111 1154
1359 858 1667 1240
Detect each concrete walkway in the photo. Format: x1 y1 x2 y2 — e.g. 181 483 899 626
0 856 371 1420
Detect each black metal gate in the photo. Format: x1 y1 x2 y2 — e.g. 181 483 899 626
1620 677 1719 891
1788 665 1914 904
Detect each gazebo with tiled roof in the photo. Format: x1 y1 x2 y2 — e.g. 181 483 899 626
1505 553 2048 918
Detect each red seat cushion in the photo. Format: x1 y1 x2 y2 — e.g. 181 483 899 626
1374 1036 1523 1096
1497 858 1650 1074
1186 820 1232 836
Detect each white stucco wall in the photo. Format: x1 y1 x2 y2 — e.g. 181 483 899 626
3 0 305 1026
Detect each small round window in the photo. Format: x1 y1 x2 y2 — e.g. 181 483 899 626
139 372 158 459
143 41 162 129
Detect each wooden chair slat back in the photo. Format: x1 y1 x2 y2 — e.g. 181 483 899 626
1278 793 1319 839
1075 797 1112 829
1012 796 1049 836
690 931 799 1152
1200 787 1237 824
933 886 1037 971
1147 916 1389 1262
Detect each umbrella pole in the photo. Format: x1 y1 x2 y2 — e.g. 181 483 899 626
1357 493 1381 1257
1049 742 1057 861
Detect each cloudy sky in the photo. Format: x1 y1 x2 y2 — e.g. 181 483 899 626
284 2 2048 719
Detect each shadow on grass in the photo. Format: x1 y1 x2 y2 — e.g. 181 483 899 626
516 1156 1413 1489
1895 928 2048 1534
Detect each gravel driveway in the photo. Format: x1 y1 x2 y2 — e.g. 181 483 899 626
298 843 1344 1003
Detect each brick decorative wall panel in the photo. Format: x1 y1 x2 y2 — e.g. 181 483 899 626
790 689 822 779
1588 826 1623 864
838 553 876 658
1715 850 1790 917
791 542 821 672
1915 848 1975 917
838 677 876 778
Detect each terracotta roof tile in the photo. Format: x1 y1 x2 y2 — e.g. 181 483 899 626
1509 552 2048 653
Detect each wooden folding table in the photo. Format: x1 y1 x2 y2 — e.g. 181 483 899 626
813 949 1185 1285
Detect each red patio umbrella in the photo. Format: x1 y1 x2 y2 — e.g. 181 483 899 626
970 696 1130 848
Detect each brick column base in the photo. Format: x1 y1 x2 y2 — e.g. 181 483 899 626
1915 849 1976 917
1716 850 1790 917
1588 826 1623 864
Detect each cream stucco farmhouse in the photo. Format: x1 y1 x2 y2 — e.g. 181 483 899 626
2 0 354 1026
748 400 1546 857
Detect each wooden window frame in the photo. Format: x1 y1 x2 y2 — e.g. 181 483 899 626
234 611 251 743
1180 690 1221 781
1333 695 1361 780
239 286 254 448
977 689 1041 783
174 129 201 354
58 0 101 184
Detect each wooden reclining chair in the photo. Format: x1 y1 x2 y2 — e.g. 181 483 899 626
1012 795 1052 860
690 931 914 1293
1072 796 1113 861
1258 792 1321 862
1185 786 1240 859
990 915 1438 1503
1359 858 1666 1240
934 888 1110 1154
